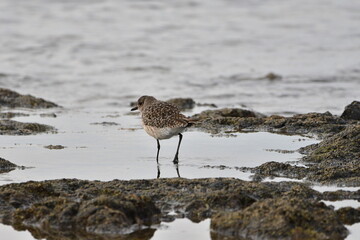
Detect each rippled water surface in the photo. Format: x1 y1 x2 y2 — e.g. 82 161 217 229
1 0 360 115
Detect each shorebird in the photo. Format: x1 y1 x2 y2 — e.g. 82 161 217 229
131 95 194 164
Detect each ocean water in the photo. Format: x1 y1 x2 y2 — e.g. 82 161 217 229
0 0 359 115
1 0 360 239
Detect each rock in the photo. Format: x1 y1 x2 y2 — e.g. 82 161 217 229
0 157 18 174
166 98 196 110
196 103 218 108
322 190 360 201
211 197 348 240
90 121 120 126
0 120 55 135
0 112 30 119
0 179 160 239
0 178 331 239
304 124 360 164
193 110 348 138
195 108 261 119
263 72 282 80
44 145 65 150
0 88 59 108
240 161 308 180
40 113 57 118
335 207 360 225
0 178 357 239
341 101 360 120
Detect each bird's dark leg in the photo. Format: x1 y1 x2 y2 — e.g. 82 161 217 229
175 163 180 178
157 164 160 179
173 133 183 164
156 139 160 163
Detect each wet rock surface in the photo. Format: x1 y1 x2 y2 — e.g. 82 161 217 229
335 207 360 225
0 178 358 240
0 119 55 135
0 88 58 135
0 112 30 119
341 101 360 120
44 145 65 150
0 157 18 174
166 98 196 110
211 197 348 240
91 121 120 126
193 110 350 137
0 88 59 109
301 124 360 186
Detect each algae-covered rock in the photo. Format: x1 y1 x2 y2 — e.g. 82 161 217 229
0 88 59 108
0 178 355 239
195 108 262 119
0 112 30 119
303 124 360 163
211 197 348 240
0 180 160 239
0 120 55 135
0 157 18 174
44 145 65 149
240 161 308 180
166 98 195 110
298 125 360 185
335 207 360 225
193 110 348 137
0 178 325 238
341 101 360 120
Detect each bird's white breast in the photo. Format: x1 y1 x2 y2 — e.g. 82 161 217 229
143 124 184 140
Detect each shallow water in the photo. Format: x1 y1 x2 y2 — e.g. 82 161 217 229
0 109 318 184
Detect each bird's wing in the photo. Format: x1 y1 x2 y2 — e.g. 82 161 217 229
142 101 189 128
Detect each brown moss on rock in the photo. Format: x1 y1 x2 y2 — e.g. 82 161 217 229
341 101 360 120
303 124 360 163
194 108 261 119
0 88 59 108
166 98 195 110
0 178 357 239
0 112 30 119
240 161 308 181
297 124 360 185
193 109 349 138
211 197 348 240
0 157 18 174
0 120 55 135
0 178 329 239
44 145 66 150
335 207 360 225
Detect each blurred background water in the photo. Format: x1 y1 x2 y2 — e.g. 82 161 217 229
0 0 359 115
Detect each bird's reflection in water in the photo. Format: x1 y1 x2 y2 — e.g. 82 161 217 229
157 164 180 178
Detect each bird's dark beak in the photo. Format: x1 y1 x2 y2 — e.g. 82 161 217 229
131 106 138 111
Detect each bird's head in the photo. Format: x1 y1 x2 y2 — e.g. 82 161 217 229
131 95 157 112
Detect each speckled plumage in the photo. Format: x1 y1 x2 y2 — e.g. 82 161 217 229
142 101 189 129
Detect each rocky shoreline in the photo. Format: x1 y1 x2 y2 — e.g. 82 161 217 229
0 88 359 239
0 178 358 240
